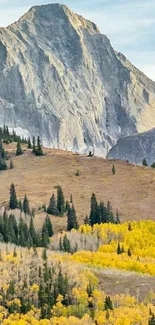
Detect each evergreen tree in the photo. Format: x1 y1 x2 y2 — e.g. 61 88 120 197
100 202 108 223
151 162 155 168
0 157 7 170
27 137 32 149
128 223 132 231
127 248 132 257
57 186 65 216
44 215 53 237
16 142 23 156
142 158 148 166
32 136 36 154
41 223 50 248
67 204 79 231
63 234 70 252
65 200 70 212
23 194 30 215
47 194 59 215
29 218 37 247
117 242 122 255
18 217 27 247
112 164 116 175
9 183 18 209
18 200 23 212
42 248 47 261
89 193 100 226
35 136 44 156
106 201 115 223
104 296 113 310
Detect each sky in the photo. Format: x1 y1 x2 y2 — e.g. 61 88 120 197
0 0 155 81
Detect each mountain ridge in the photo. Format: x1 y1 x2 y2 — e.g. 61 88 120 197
0 3 155 156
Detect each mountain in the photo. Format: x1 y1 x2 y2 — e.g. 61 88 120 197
107 127 155 165
0 3 155 155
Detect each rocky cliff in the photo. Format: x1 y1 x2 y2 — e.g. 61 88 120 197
107 128 155 165
0 3 155 155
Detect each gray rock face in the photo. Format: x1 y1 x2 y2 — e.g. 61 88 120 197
0 3 155 155
107 128 155 165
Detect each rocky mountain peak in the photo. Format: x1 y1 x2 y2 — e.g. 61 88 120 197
0 4 155 157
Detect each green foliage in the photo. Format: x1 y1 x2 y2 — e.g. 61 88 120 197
34 136 44 156
9 183 18 210
23 194 30 215
44 215 54 237
57 186 65 216
142 158 148 166
89 195 120 226
67 204 79 231
112 164 116 175
104 296 113 310
0 125 27 144
47 194 59 216
151 162 155 168
16 142 23 156
27 137 32 149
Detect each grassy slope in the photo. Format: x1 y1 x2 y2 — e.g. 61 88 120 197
0 143 155 233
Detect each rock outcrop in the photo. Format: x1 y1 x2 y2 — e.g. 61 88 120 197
107 128 155 165
0 3 155 155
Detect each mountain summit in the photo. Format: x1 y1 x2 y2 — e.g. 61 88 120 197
0 3 155 155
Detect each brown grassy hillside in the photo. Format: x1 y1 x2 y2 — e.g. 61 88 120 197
0 143 155 232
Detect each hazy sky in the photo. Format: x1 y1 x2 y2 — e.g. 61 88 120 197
0 0 155 80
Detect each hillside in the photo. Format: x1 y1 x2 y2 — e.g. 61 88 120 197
0 3 155 157
1 143 155 232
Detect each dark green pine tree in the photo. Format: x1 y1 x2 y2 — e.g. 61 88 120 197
67 205 73 231
29 217 38 247
100 201 108 223
41 223 50 248
106 201 115 223
42 248 47 261
3 212 9 242
89 193 100 226
18 200 23 212
117 242 122 255
18 217 27 247
57 186 65 216
44 215 54 237
9 183 18 209
8 214 18 244
23 194 30 215
47 194 59 215
27 137 32 149
0 156 7 170
16 142 23 156
63 234 70 252
104 296 113 310
112 164 116 175
32 136 36 154
35 136 44 156
142 158 148 166
0 139 7 159
67 205 79 231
